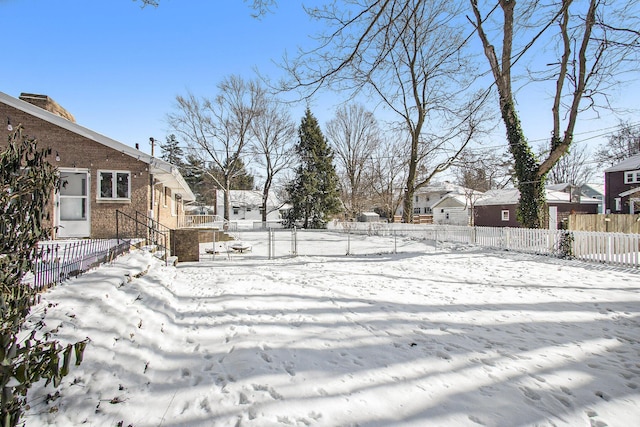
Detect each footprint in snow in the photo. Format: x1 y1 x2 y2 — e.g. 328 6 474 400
436 350 451 360
468 415 486 425
283 362 296 376
520 386 542 401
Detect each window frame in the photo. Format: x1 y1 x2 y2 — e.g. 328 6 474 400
501 210 510 222
624 170 640 184
97 170 131 202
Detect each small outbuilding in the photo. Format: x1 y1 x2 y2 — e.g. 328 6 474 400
357 212 380 222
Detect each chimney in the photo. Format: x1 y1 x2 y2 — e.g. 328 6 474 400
19 93 76 123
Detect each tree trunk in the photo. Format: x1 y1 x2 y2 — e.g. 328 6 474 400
501 100 545 228
223 176 231 221
261 176 271 223
402 132 419 223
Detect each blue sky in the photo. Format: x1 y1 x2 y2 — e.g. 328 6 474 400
1 0 325 153
1 0 637 181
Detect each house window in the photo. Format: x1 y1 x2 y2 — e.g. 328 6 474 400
501 210 509 221
615 198 622 211
98 170 130 201
624 170 640 184
233 206 239 215
415 195 419 202
413 207 421 214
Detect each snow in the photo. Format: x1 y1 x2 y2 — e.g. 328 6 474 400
24 231 640 426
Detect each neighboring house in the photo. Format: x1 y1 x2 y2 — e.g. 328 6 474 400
431 194 472 226
547 183 604 213
1 92 195 239
581 183 605 214
604 154 640 214
394 181 483 223
214 189 287 222
474 188 600 228
411 181 466 215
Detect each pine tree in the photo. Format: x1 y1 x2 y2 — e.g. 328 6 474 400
210 157 255 191
286 109 342 228
159 134 185 168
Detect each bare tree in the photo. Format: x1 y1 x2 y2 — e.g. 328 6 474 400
544 141 595 186
368 130 409 221
168 75 264 220
594 120 640 167
136 0 276 16
469 0 640 227
454 148 513 225
249 93 296 222
325 104 381 218
283 0 486 222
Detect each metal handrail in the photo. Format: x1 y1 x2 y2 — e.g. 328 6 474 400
115 210 169 264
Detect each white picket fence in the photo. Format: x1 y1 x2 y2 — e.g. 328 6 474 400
329 222 640 269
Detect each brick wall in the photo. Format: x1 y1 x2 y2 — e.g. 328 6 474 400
170 229 200 262
1 101 170 239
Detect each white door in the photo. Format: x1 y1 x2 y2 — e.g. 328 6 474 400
56 170 90 238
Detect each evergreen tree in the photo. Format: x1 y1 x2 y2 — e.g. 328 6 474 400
210 157 255 190
181 155 217 206
286 109 342 228
159 134 185 168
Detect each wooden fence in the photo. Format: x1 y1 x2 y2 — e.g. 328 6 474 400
569 214 640 234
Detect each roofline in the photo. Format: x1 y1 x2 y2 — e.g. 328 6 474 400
619 186 640 197
1 91 195 201
603 154 640 172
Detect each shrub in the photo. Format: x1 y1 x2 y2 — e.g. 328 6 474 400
0 125 87 426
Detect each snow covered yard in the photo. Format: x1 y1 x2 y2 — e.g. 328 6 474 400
24 232 640 426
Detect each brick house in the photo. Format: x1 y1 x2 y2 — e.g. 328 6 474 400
604 154 640 214
1 91 195 239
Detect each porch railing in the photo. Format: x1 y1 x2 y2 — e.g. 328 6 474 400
115 210 169 264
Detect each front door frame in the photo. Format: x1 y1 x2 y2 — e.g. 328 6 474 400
56 168 91 238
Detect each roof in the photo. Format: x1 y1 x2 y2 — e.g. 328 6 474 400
475 188 601 206
431 194 469 209
1 91 195 201
582 183 604 196
546 183 572 191
604 153 640 173
416 181 468 195
619 186 640 197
